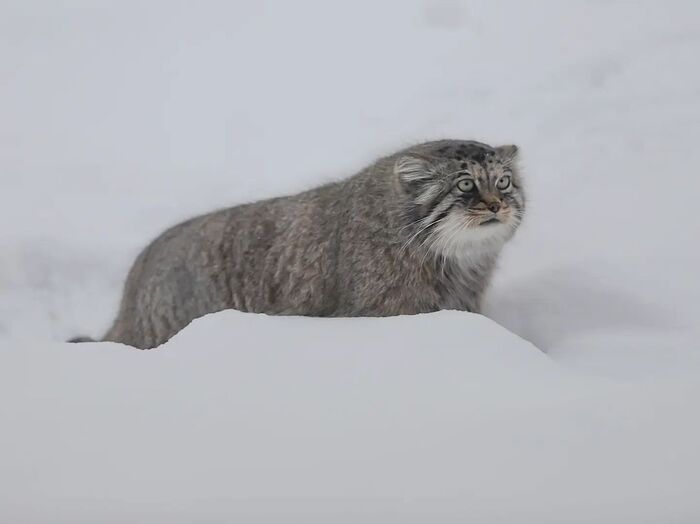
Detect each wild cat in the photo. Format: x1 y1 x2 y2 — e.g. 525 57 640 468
72 140 525 349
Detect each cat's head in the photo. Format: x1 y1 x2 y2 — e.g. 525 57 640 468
394 140 525 258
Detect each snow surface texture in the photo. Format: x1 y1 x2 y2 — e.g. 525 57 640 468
1 0 700 522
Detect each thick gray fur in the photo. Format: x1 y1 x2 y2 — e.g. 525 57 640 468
78 140 525 349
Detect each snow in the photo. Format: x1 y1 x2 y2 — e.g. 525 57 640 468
4 311 700 523
2 0 700 522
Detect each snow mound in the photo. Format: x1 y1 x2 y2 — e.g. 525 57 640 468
2 311 699 523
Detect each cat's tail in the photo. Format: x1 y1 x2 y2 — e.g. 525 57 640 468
67 335 96 343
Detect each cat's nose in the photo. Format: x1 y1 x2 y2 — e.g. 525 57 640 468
486 201 501 213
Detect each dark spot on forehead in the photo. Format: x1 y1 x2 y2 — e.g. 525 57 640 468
457 143 496 164
460 162 468 169
430 142 496 164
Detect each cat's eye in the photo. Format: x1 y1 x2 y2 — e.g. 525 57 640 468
456 178 475 192
497 175 512 190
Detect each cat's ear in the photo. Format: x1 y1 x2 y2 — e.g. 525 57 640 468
394 154 434 186
495 144 519 162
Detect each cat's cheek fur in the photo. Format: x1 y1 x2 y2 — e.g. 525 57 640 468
429 213 515 260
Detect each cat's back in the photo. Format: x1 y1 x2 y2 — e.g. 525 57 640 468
147 180 341 264
105 194 301 347
121 182 343 316
133 195 287 281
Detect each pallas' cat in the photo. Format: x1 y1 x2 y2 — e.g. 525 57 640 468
72 140 525 349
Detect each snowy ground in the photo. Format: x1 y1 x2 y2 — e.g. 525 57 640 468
2 1 700 522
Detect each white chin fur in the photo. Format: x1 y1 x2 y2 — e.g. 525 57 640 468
429 213 514 259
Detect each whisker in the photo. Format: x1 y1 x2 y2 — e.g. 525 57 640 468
397 220 433 255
